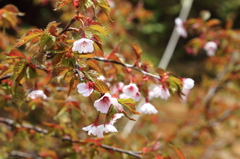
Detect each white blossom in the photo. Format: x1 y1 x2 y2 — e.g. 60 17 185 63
183 78 194 90
27 90 47 99
204 41 217 56
77 82 94 97
138 102 158 114
94 93 112 113
72 38 94 54
175 17 187 38
122 83 141 101
153 86 171 100
82 124 104 138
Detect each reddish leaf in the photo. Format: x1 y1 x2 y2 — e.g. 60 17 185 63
3 49 27 59
169 144 186 159
54 0 73 11
2 4 24 15
131 43 142 59
86 60 101 73
15 29 43 47
118 98 140 115
52 66 69 78
206 19 221 27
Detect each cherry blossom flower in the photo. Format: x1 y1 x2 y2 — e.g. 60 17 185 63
138 102 158 114
94 93 112 113
72 38 94 54
82 124 104 138
122 83 141 101
27 90 47 99
182 78 194 90
110 98 123 110
175 17 187 38
203 41 217 56
153 85 170 100
77 81 94 97
110 82 124 95
108 0 115 8
181 78 195 102
109 113 124 125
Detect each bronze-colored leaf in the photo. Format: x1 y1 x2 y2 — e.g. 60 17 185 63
94 80 110 93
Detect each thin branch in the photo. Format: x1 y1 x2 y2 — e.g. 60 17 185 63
86 56 161 80
0 74 11 83
9 150 42 159
59 17 77 35
0 117 142 158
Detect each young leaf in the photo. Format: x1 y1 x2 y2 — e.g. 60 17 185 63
97 0 113 21
52 53 65 66
3 49 27 59
117 98 140 115
94 80 110 93
90 25 107 36
15 29 43 47
52 66 69 78
131 43 142 59
39 33 56 52
54 0 73 11
86 60 101 73
169 144 186 159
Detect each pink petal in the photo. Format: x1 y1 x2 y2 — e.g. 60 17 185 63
94 93 112 113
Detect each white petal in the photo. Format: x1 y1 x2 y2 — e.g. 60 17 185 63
104 124 118 133
94 93 112 113
110 113 124 125
183 78 194 90
122 83 139 97
138 103 158 114
27 90 47 99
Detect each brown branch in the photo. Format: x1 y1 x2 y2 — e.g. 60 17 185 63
0 117 142 158
59 17 77 35
86 56 161 80
9 150 42 159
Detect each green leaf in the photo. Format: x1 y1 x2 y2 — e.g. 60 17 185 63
90 25 107 36
40 33 56 52
12 85 25 106
94 80 110 93
117 98 140 115
11 62 27 92
26 67 39 79
97 0 113 22
15 29 43 47
167 76 182 94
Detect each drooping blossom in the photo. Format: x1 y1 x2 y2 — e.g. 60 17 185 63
110 97 123 110
181 78 195 102
77 81 94 97
203 41 217 56
82 124 104 138
72 38 94 54
175 17 187 38
27 90 47 99
122 83 141 101
153 85 170 100
182 78 194 90
110 82 124 95
83 113 124 138
94 93 112 113
138 102 158 114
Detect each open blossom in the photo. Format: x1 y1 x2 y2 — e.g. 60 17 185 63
77 81 94 97
72 38 94 54
183 78 194 90
122 83 141 101
110 82 124 95
138 102 158 114
82 113 124 138
94 93 112 113
204 41 217 56
153 86 170 100
175 17 187 38
27 90 47 99
82 124 104 138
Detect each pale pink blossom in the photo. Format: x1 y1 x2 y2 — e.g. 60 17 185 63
99 113 124 133
77 81 94 97
153 86 170 100
27 90 47 99
82 124 104 138
182 78 194 89
108 0 115 8
109 113 124 125
175 17 187 38
110 82 124 94
148 91 155 100
203 41 217 56
94 93 112 113
138 102 158 114
72 38 94 54
110 98 123 110
122 83 141 101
